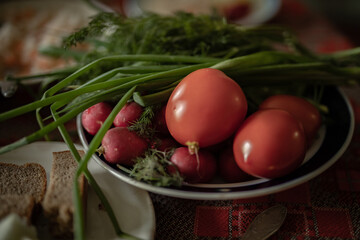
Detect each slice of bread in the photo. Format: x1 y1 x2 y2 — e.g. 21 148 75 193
0 162 47 204
0 194 35 224
42 150 87 238
0 162 46 224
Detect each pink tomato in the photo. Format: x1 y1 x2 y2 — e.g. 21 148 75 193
259 95 322 144
165 68 247 149
233 109 306 179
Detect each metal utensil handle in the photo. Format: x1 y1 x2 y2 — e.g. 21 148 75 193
242 205 287 240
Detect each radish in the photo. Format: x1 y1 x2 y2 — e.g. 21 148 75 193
81 102 113 135
169 147 217 184
153 105 170 136
151 137 178 152
113 102 143 127
100 127 148 166
218 146 252 183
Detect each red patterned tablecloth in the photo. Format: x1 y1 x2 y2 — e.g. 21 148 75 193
1 1 360 239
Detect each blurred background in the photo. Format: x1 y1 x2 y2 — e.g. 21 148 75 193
98 0 360 45
1 0 360 83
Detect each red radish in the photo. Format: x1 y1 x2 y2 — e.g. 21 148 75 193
153 105 170 136
101 127 148 166
233 109 306 179
113 102 143 127
151 137 178 152
82 102 113 135
219 146 252 183
165 68 247 152
169 147 217 183
259 94 322 144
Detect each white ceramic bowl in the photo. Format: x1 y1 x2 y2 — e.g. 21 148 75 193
124 0 281 25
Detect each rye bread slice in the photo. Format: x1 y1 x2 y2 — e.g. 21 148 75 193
0 162 47 204
0 194 35 224
42 150 87 238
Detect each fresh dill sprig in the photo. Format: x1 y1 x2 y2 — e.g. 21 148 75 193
119 148 183 187
127 104 160 139
60 11 308 85
62 11 302 62
63 12 125 48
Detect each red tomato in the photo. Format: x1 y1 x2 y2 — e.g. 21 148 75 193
259 95 321 144
165 68 247 148
233 109 306 179
169 147 217 183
